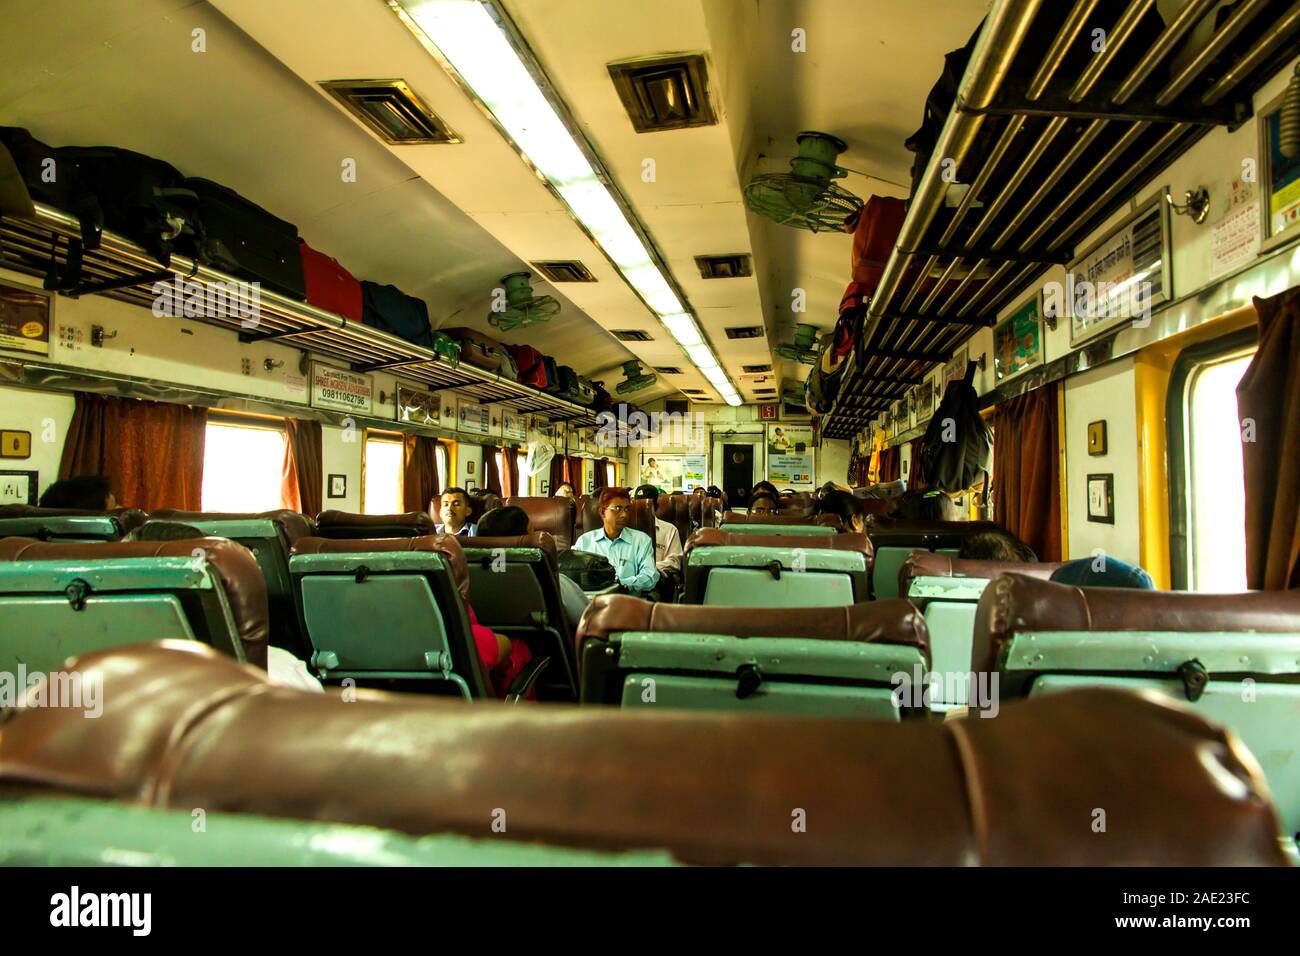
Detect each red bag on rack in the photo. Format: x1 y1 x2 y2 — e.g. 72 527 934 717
299 239 362 320
507 344 548 388
837 195 906 326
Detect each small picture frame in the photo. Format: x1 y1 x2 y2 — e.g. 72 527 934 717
327 474 347 499
0 469 38 505
466 460 475 475
1086 473 1114 524
1087 420 1107 456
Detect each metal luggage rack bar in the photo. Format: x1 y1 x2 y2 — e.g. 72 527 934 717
0 204 600 426
821 0 1300 439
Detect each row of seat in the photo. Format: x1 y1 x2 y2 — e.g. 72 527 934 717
0 640 1288 865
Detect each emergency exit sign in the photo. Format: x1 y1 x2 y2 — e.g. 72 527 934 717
760 404 778 421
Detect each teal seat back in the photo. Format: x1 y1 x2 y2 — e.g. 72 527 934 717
578 595 930 720
289 539 488 698
461 535 577 700
979 573 1300 846
0 554 244 680
0 515 124 542
720 523 838 537
905 575 990 709
174 518 305 658
683 533 872 607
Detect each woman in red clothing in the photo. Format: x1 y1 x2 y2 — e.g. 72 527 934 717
467 604 533 700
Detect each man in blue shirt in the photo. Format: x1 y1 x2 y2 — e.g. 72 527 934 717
573 487 659 595
434 487 478 537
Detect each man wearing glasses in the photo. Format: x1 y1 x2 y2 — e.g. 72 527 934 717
573 487 659 596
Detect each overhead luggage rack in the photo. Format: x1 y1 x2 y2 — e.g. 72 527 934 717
822 0 1300 439
0 203 601 425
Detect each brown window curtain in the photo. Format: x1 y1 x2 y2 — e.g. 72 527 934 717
501 446 520 498
281 419 322 517
907 437 927 491
567 455 584 492
878 446 901 483
403 435 441 516
592 457 609 492
59 393 207 511
482 446 502 497
992 381 1061 561
549 453 567 494
1238 286 1300 589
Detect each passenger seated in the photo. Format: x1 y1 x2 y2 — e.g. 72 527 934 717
1050 556 1155 589
632 484 682 601
123 520 324 692
553 482 575 499
476 504 590 629
38 475 116 510
815 489 866 533
748 492 779 516
572 487 659 597
752 480 780 499
959 530 1037 562
892 488 964 521
434 487 478 537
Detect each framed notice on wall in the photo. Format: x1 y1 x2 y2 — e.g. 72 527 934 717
1260 91 1300 250
1065 194 1171 345
0 283 51 356
502 412 527 442
0 470 38 505
396 385 439 426
456 399 491 436
310 364 373 415
994 291 1044 381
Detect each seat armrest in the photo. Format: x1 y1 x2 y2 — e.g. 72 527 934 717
505 655 551 704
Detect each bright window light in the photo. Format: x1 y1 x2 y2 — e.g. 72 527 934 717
435 443 449 491
364 436 404 515
201 421 286 512
686 344 719 369
1187 352 1252 592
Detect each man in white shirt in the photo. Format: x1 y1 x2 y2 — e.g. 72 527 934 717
633 484 682 599
572 488 659 596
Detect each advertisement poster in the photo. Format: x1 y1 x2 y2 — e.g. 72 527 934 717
0 283 51 356
766 424 814 489
457 399 492 436
396 385 440 426
1210 197 1261 278
1264 102 1300 241
640 453 683 491
310 364 373 414
942 348 969 392
502 412 527 442
683 454 707 488
994 292 1044 381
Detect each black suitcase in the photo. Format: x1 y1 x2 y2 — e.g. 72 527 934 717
183 177 305 300
541 355 562 394
359 281 433 348
60 146 201 264
0 127 103 248
554 365 592 404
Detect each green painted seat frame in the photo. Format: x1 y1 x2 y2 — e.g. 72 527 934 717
684 545 868 606
0 555 244 680
905 575 992 709
580 629 927 719
0 515 123 542
720 524 838 537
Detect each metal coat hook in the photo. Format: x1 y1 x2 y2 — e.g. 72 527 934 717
1165 187 1210 224
263 357 285 371
90 325 117 347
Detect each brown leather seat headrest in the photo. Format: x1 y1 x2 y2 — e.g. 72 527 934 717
314 510 435 538
457 532 558 571
972 572 1300 674
0 642 1285 866
505 497 575 550
577 593 924 655
899 551 1062 596
685 528 873 560
152 508 314 544
290 533 469 601
722 511 844 531
0 536 268 668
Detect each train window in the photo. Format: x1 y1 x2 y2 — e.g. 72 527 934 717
1186 352 1254 592
363 433 404 515
1169 329 1258 592
436 443 449 492
201 419 287 512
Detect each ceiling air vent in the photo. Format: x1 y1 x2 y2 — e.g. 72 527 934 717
682 388 706 395
654 366 683 374
319 80 459 144
608 54 717 133
531 260 596 282
743 363 772 373
695 254 752 279
611 329 654 342
725 326 763 339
